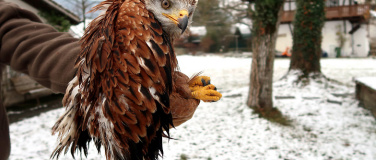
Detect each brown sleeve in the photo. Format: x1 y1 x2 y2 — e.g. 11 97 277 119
0 64 10 160
0 2 79 93
169 71 200 127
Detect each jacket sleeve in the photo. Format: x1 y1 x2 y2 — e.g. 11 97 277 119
0 2 79 93
169 71 200 128
0 2 201 128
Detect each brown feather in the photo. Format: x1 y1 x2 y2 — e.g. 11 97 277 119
51 0 181 160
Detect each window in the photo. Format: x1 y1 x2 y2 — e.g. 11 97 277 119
326 0 339 7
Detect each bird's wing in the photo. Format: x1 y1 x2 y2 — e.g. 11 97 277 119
52 0 177 159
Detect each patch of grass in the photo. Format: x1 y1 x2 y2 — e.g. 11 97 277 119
303 125 312 132
180 154 188 160
252 107 292 126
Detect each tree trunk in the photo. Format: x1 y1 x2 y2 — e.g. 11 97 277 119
247 1 284 110
247 32 277 109
82 0 86 31
289 0 325 78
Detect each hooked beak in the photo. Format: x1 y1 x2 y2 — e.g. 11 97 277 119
177 15 189 33
162 10 189 34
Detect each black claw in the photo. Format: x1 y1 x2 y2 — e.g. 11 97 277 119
214 87 217 91
201 78 207 86
207 80 211 85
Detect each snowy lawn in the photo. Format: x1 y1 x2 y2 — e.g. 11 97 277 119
9 56 376 160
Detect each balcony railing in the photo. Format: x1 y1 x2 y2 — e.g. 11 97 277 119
281 4 370 23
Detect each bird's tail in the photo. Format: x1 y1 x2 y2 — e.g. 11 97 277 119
50 77 93 159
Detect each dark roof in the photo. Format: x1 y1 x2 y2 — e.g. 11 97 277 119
22 0 80 24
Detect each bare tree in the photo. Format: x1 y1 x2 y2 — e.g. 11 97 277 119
220 0 251 27
245 0 284 112
220 0 284 111
192 0 232 52
68 0 100 31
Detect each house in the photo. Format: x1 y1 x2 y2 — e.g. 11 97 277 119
172 26 207 55
228 24 252 53
277 0 371 57
1 0 80 107
173 25 252 54
3 0 80 24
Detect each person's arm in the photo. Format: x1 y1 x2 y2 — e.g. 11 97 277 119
0 2 202 127
0 2 79 93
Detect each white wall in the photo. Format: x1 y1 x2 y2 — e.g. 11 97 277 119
276 20 370 57
353 24 369 57
321 21 352 57
276 24 293 53
369 14 376 49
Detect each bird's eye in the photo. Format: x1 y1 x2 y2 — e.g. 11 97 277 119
161 0 171 9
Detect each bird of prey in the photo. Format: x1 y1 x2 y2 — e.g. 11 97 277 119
51 0 222 159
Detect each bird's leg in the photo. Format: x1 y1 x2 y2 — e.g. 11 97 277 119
189 76 222 102
189 76 211 91
192 84 222 102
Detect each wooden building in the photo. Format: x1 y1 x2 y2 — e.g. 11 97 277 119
1 0 80 107
277 0 371 57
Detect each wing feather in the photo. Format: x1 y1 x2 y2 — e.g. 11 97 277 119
52 0 177 159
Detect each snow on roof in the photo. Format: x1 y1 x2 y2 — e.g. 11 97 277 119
371 10 376 18
237 23 251 35
231 23 251 35
190 26 206 36
370 10 376 18
355 77 376 91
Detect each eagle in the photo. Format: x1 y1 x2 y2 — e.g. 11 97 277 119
51 0 222 159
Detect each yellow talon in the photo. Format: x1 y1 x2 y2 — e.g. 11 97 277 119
189 76 211 91
191 84 222 102
189 75 222 102
189 86 202 92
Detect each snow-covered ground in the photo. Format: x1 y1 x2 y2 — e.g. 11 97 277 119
9 56 376 160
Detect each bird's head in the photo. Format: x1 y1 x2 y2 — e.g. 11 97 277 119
145 0 198 40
